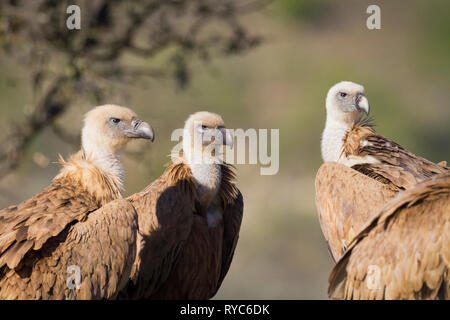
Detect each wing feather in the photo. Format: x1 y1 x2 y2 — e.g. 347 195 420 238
328 173 450 300
315 162 397 262
344 123 448 190
214 190 244 295
118 169 194 299
0 177 100 269
0 199 138 299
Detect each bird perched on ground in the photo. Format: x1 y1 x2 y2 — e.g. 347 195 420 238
328 172 450 300
0 104 154 299
118 111 243 300
316 81 448 261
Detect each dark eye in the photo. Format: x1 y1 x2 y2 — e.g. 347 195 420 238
197 125 208 133
339 92 347 98
110 117 121 124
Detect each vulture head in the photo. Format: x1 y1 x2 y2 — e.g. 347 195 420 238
82 104 154 158
326 81 370 125
182 111 233 164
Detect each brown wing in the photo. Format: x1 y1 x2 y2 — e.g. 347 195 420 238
214 190 244 295
344 124 449 190
328 173 450 300
0 176 101 269
0 199 138 299
315 162 397 262
117 166 195 299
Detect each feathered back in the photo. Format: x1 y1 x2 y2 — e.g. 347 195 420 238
0 151 122 270
122 157 243 299
218 163 240 207
139 160 240 210
328 173 450 299
342 121 449 190
341 120 376 159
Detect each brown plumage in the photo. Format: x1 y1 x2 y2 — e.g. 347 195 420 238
315 162 398 262
118 111 243 299
0 104 153 299
322 81 448 191
0 199 138 299
342 120 448 191
318 81 448 262
328 173 450 300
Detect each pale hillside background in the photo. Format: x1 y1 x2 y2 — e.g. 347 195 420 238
0 0 448 299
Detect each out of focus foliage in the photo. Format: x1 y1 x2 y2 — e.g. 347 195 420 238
0 0 265 178
417 0 450 74
275 0 330 22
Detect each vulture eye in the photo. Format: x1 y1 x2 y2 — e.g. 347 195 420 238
110 117 121 124
339 92 347 98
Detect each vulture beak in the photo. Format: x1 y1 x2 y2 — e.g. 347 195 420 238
219 126 234 148
355 93 370 115
126 119 155 141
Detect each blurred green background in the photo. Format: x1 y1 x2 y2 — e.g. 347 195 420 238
0 0 449 299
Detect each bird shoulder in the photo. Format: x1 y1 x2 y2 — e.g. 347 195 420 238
55 150 122 205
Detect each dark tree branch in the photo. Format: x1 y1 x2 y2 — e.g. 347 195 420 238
0 0 268 179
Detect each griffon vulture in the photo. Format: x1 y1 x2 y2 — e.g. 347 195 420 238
321 81 448 191
0 104 154 299
316 81 448 261
118 111 243 300
328 173 450 300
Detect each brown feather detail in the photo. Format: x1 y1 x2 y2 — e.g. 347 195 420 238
55 151 122 204
219 163 240 206
329 173 450 300
341 121 376 159
342 122 449 190
119 161 196 299
0 150 122 270
315 163 397 262
215 190 243 295
132 160 198 212
137 160 239 209
119 160 243 300
351 164 402 192
0 199 138 299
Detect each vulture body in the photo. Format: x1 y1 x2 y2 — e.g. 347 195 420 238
328 173 450 300
317 81 448 261
119 111 243 300
315 162 397 262
0 105 154 299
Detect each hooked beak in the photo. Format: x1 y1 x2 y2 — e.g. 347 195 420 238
126 119 154 142
219 127 234 148
355 93 370 115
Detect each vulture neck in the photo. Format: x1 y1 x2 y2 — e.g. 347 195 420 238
56 148 123 205
82 145 125 190
183 146 222 210
321 117 354 163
